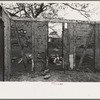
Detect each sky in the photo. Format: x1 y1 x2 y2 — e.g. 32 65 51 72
49 22 62 37
2 2 100 21
56 3 100 21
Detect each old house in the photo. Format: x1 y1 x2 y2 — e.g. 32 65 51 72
1 5 100 81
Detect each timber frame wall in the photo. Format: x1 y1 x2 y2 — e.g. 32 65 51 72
1 5 100 81
11 17 98 71
0 6 11 81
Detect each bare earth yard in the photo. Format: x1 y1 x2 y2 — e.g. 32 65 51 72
10 70 100 82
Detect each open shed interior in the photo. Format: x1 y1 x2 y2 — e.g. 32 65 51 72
10 19 95 76
0 5 100 81
48 22 63 70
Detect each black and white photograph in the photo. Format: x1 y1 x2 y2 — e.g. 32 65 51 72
1 1 100 82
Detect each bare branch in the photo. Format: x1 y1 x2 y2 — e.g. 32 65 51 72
28 5 35 17
79 11 90 20
64 3 90 20
64 3 86 12
4 3 91 19
34 3 44 18
14 9 23 15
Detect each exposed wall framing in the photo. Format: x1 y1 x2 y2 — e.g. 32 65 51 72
1 5 100 81
10 16 100 72
0 6 11 81
32 21 48 71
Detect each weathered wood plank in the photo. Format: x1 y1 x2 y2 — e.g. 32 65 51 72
95 24 100 70
32 21 48 71
12 17 97 24
67 22 75 69
63 23 70 70
2 7 11 81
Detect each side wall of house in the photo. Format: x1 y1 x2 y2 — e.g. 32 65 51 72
2 9 11 81
11 17 100 72
63 23 70 70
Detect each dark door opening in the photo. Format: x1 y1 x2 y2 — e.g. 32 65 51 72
0 20 4 81
48 22 63 70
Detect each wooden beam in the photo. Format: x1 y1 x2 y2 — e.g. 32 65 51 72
11 17 98 24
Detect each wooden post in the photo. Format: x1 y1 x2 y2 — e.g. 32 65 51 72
62 23 64 72
0 20 4 81
63 22 70 71
72 24 76 69
93 23 96 71
2 7 11 81
94 23 100 70
32 59 34 71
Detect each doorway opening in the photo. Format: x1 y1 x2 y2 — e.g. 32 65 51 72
0 20 4 81
48 22 63 70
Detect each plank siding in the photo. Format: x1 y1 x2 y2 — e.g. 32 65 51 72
2 8 11 81
32 21 48 71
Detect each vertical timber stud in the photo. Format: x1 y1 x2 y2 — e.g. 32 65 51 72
2 11 11 81
67 22 74 70
93 23 96 71
32 21 35 72
46 22 49 69
30 21 34 71
62 23 64 71
63 22 70 70
31 21 34 71
73 23 76 69
95 23 100 70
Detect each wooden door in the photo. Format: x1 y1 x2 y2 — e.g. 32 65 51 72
0 20 4 81
32 21 48 71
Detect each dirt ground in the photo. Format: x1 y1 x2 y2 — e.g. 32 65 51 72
10 38 96 82
10 46 97 82
10 70 100 82
10 55 99 82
